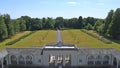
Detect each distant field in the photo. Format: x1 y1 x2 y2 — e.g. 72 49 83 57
0 30 56 49
0 29 120 50
62 29 120 50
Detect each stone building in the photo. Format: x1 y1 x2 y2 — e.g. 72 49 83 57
0 30 120 68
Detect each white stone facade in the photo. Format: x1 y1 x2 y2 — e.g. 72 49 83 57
0 44 120 68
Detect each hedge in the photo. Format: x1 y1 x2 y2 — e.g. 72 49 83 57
6 31 35 45
81 29 112 44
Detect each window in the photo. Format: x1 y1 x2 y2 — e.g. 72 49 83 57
79 59 82 63
38 59 41 63
88 56 94 65
11 55 17 64
19 55 25 64
57 55 63 64
103 55 109 64
95 55 102 65
49 55 55 63
49 54 55 66
26 56 32 64
65 55 71 64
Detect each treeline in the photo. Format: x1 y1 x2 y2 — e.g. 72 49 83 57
94 8 120 40
0 8 120 41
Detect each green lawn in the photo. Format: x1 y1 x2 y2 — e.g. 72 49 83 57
0 30 56 49
0 31 31 50
0 29 120 50
62 29 120 50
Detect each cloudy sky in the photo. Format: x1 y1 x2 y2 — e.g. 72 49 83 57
0 0 120 19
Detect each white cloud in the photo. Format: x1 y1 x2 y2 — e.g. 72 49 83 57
66 1 77 5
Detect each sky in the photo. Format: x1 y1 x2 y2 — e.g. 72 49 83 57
0 0 120 19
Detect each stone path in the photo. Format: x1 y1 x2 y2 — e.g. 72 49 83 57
56 30 63 43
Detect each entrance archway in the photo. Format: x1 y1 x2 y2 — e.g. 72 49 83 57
113 57 117 68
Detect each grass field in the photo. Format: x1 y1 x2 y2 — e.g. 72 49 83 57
62 29 120 50
0 30 56 49
0 31 31 50
0 29 120 50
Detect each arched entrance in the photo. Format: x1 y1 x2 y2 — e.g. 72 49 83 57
113 57 117 68
88 56 94 65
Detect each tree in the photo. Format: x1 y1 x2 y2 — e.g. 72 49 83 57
55 17 64 29
42 17 46 29
21 16 32 30
103 10 114 36
19 19 26 31
47 17 55 29
4 14 14 37
14 19 20 33
31 18 42 30
85 23 93 30
109 8 120 39
0 15 8 40
94 19 104 34
86 17 95 26
76 16 83 29
68 18 78 28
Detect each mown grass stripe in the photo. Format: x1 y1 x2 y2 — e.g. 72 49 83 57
5 31 36 45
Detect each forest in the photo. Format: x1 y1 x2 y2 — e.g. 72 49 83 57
0 8 120 41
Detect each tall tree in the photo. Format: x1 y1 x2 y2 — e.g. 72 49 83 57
70 18 78 28
55 17 64 29
109 8 120 39
42 17 46 29
47 17 55 29
19 19 26 31
21 16 32 30
94 19 104 34
86 17 95 26
0 15 8 40
76 16 83 29
103 10 114 36
31 18 42 30
4 14 14 37
14 19 20 33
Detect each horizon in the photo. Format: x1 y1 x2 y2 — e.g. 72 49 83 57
0 0 120 19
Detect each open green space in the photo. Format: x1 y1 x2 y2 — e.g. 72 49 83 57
0 30 56 49
0 29 120 50
62 29 120 50
0 31 31 50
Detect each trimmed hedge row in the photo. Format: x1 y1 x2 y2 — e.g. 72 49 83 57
6 31 36 45
81 29 112 44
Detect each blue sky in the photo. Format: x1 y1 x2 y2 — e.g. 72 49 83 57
0 0 120 19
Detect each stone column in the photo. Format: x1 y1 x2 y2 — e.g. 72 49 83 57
17 55 18 64
116 60 119 68
1 58 4 68
63 55 65 66
55 55 57 66
86 55 88 65
101 56 103 64
24 56 26 64
94 56 95 65
6 56 9 65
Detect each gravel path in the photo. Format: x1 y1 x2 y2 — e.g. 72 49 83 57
56 30 63 43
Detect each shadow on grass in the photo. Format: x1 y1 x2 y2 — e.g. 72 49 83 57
106 37 120 44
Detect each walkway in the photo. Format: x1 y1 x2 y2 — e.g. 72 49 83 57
56 30 63 43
